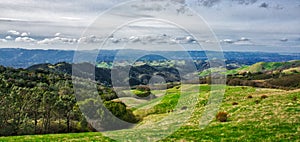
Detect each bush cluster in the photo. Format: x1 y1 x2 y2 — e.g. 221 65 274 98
134 85 151 97
216 112 228 122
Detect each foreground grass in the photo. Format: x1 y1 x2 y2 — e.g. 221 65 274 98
0 132 113 142
164 86 300 141
1 85 299 141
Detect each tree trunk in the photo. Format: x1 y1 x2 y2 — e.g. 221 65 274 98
67 113 70 132
34 111 38 134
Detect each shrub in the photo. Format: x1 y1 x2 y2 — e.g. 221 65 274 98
133 89 151 97
181 106 188 110
134 85 151 97
292 96 297 101
232 102 238 105
261 95 268 99
136 85 150 91
267 74 300 88
216 112 228 122
254 100 260 104
104 101 140 123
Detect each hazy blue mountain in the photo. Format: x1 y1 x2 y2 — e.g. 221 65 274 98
0 48 299 68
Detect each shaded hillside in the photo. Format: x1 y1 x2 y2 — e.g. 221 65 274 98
27 62 181 87
28 60 300 90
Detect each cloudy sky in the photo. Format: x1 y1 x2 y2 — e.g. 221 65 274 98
0 0 299 52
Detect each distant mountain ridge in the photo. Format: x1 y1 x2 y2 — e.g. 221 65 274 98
0 48 300 68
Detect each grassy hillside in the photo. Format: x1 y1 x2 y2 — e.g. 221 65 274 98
1 85 299 141
200 60 300 76
228 60 300 74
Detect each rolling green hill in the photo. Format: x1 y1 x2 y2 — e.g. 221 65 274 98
227 60 300 75
1 85 299 141
199 61 300 89
199 60 300 76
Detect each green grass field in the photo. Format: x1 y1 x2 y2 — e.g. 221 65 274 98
1 85 299 141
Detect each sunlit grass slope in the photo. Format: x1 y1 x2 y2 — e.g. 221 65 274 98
0 85 299 141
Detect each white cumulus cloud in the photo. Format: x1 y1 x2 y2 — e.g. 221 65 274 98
129 36 140 43
7 30 20 36
238 37 250 41
280 38 288 42
221 39 234 44
21 32 30 37
15 37 36 43
0 39 7 42
54 33 61 37
37 37 77 45
5 36 12 40
78 35 102 44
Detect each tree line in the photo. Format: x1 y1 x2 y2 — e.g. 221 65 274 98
0 66 139 136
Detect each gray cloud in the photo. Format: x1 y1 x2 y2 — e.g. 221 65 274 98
0 0 299 51
220 37 254 45
259 2 269 8
232 0 258 5
196 0 221 7
131 3 165 11
0 18 28 22
171 0 186 4
194 0 258 7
